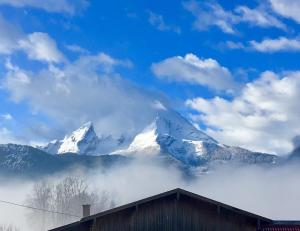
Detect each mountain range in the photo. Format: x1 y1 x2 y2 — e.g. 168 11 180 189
0 108 278 177
0 144 127 178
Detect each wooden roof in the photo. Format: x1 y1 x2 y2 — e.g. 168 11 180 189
260 224 300 231
51 188 294 231
80 188 271 223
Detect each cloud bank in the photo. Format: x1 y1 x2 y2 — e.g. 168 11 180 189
3 53 162 140
186 71 300 154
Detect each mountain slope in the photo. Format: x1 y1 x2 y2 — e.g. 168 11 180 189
42 122 127 155
0 144 128 178
43 122 99 154
114 109 277 166
58 121 99 154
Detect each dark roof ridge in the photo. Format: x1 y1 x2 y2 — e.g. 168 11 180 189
80 188 271 223
51 188 300 231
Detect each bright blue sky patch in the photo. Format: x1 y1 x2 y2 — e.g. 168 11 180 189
1 0 300 154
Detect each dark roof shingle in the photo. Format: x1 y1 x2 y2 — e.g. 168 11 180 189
260 224 300 231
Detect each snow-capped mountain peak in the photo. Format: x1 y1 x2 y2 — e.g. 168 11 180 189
41 122 129 155
125 121 161 155
123 110 216 155
41 121 98 155
153 110 217 143
68 121 94 141
115 109 276 166
115 110 216 157
57 121 98 154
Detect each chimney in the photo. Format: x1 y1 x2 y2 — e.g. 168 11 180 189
82 204 91 218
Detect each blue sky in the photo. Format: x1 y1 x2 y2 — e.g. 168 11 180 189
1 0 300 154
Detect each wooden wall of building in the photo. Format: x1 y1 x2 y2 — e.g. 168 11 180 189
89 193 261 231
177 194 258 231
92 194 177 231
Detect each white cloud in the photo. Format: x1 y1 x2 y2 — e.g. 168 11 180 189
0 14 23 54
186 71 300 154
0 127 21 144
151 53 236 91
0 0 89 15
19 32 65 63
226 37 300 53
270 0 300 24
148 11 181 34
235 5 286 30
183 1 237 34
183 1 285 34
3 53 162 138
1 113 13 121
0 113 18 144
250 37 300 52
0 15 65 63
225 41 246 50
65 44 89 54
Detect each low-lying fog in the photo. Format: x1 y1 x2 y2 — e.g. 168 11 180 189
0 159 299 231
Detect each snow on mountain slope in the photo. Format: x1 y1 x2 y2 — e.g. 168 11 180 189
41 108 276 167
115 109 277 166
42 122 127 155
42 122 98 154
58 122 99 154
